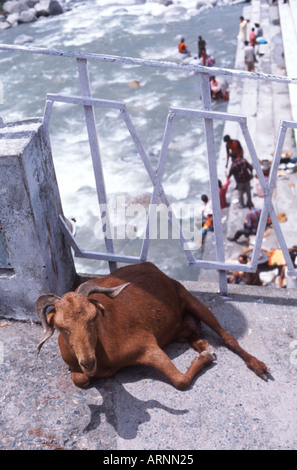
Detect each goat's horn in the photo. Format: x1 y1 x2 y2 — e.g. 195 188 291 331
77 282 131 299
35 294 61 354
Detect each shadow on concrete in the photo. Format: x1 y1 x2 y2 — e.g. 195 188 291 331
84 372 190 439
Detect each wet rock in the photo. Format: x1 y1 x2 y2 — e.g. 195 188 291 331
0 0 65 27
34 1 51 17
18 8 36 22
14 34 34 44
6 12 19 24
0 20 10 29
48 0 63 15
3 0 29 14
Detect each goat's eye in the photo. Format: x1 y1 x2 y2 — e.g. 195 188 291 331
58 326 69 336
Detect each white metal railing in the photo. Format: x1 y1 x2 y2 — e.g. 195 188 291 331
1 43 297 295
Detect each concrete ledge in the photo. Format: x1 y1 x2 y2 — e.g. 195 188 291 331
0 119 76 320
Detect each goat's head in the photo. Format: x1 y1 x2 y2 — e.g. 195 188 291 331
36 281 130 376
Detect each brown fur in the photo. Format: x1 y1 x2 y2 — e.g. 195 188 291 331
37 262 269 389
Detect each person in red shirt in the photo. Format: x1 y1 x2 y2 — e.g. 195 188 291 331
218 175 230 209
223 134 244 168
249 27 257 47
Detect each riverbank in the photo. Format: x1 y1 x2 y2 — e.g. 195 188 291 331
199 0 297 286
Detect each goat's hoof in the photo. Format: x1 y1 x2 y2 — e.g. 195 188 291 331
247 358 270 380
201 350 216 362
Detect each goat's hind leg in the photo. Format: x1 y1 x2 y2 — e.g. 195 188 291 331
184 292 269 379
141 342 215 391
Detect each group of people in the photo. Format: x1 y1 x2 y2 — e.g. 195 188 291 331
228 250 297 289
178 35 215 66
200 134 258 245
224 134 262 244
238 16 265 72
178 35 229 101
199 133 297 290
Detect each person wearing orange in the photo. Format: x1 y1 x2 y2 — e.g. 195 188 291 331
178 37 190 56
223 134 244 168
201 213 214 244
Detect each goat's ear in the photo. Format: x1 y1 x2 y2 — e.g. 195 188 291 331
89 299 105 316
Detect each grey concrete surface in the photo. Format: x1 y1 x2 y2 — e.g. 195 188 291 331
1 283 296 450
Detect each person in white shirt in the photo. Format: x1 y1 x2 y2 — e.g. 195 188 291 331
244 40 255 72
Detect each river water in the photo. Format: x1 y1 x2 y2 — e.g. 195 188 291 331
0 0 244 280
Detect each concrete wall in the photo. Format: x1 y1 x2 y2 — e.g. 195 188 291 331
0 118 76 321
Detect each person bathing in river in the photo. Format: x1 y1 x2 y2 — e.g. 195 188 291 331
210 76 222 100
178 37 191 56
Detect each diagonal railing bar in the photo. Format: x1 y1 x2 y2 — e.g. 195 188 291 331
120 107 196 265
240 119 297 277
238 120 272 272
141 110 175 262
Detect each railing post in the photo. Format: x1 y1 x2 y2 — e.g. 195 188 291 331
200 72 228 295
76 57 117 272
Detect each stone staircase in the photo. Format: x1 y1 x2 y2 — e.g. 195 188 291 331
199 0 297 282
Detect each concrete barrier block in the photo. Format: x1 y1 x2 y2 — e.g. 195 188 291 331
0 118 76 320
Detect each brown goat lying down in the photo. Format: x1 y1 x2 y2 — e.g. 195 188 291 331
36 262 269 389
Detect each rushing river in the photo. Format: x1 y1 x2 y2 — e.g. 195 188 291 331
0 0 244 279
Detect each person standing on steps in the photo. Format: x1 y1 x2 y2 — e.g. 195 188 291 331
228 152 253 208
244 40 256 72
223 134 244 168
237 16 248 47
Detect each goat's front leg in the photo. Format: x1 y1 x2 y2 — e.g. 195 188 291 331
141 345 215 390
